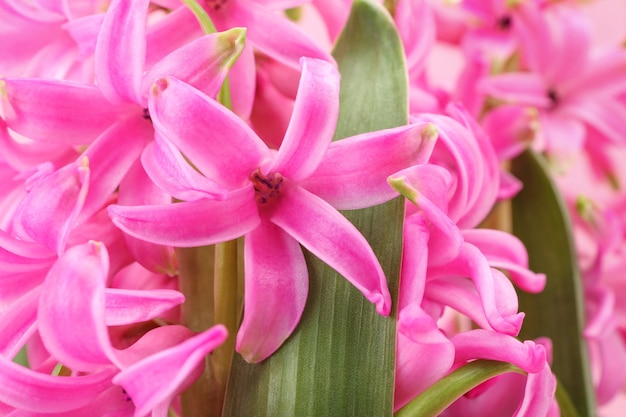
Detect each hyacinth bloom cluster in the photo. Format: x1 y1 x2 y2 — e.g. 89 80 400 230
1 0 625 416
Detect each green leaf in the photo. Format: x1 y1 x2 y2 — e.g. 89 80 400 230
222 0 407 415
395 360 523 417
511 149 595 416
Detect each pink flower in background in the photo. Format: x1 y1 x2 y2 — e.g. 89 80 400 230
479 3 626 156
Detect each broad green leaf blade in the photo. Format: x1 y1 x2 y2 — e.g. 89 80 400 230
511 149 595 416
222 0 407 415
395 360 522 417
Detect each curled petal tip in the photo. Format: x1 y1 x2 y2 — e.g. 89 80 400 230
151 78 170 97
387 175 418 203
372 293 392 316
217 27 247 50
421 123 439 142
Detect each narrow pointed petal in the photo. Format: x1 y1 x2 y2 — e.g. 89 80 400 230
38 241 118 371
118 161 178 275
271 185 391 315
149 76 269 189
78 116 152 224
143 28 246 100
0 286 40 357
566 50 626 96
270 57 339 181
0 78 129 144
113 325 227 417
141 134 227 201
237 221 308 363
108 187 260 247
395 0 435 75
452 329 546 373
395 305 454 411
567 97 626 145
0 358 114 413
217 0 334 69
389 165 463 266
95 0 149 104
12 157 89 255
513 363 556 417
424 277 493 331
478 73 551 109
303 123 437 210
463 229 546 293
428 243 524 335
398 214 429 311
104 288 184 326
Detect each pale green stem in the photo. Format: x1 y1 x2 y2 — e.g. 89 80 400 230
177 246 223 417
394 360 522 417
212 239 240 392
180 0 217 34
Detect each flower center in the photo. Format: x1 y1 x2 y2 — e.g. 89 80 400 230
496 15 512 31
250 168 284 205
142 108 151 122
547 88 559 108
207 0 227 11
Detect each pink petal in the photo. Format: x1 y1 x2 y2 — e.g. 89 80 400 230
0 78 130 144
0 286 40 357
227 41 256 120
399 214 430 312
269 57 339 181
149 76 270 189
0 358 114 413
11 157 89 255
62 13 104 58
142 28 246 101
0 267 49 312
104 288 184 327
538 111 586 155
478 73 551 109
113 325 227 417
0 117 78 171
452 329 546 373
566 97 626 145
144 5 202 69
389 165 463 267
424 276 493 331
428 243 524 336
237 220 308 363
38 241 118 371
395 305 454 410
118 161 178 275
78 116 152 224
303 123 438 210
108 186 260 247
566 49 626 97
543 6 591 86
463 229 546 293
215 0 334 69
512 363 556 417
271 185 391 315
94 0 149 104
395 0 435 75
141 133 227 202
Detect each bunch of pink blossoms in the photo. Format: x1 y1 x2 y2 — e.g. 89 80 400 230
0 0 622 416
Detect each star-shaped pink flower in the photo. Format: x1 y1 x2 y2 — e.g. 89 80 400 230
109 57 437 362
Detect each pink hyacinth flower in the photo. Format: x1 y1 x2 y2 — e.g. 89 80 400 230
109 57 437 362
